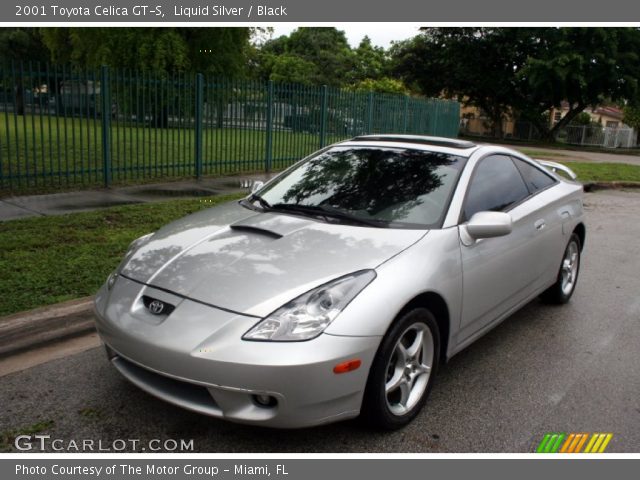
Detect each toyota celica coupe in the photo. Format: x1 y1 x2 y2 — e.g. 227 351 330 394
94 135 585 429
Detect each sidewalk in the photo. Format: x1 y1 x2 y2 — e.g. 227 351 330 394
0 173 274 222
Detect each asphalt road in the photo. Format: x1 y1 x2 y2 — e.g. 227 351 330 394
1 190 639 453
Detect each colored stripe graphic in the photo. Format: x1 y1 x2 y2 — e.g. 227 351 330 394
537 433 613 453
597 434 613 453
537 433 566 453
559 433 576 453
536 434 552 453
573 433 589 453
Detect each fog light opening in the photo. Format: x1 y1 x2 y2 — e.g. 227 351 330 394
252 394 278 408
104 345 118 361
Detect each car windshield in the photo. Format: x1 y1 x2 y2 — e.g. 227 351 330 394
255 146 467 229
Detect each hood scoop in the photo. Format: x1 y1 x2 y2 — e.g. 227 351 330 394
229 212 312 238
229 224 282 239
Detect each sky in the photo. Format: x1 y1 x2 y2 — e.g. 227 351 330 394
270 24 422 48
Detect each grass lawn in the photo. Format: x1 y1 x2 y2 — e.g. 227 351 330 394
519 148 569 159
0 193 244 317
0 112 347 192
560 162 640 183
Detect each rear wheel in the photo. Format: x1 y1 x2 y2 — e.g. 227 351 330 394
361 308 440 430
540 233 581 304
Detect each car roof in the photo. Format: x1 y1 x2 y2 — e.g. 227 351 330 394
336 135 481 157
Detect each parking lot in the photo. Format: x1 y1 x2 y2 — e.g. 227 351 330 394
1 189 639 453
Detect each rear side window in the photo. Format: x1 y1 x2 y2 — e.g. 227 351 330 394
463 155 530 221
512 157 556 193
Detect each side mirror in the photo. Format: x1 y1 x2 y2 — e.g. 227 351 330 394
460 211 512 246
250 181 264 194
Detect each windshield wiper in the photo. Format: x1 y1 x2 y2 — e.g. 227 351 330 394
270 203 389 228
247 193 272 210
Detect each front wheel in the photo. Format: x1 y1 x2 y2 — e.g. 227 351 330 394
540 233 581 304
361 308 440 430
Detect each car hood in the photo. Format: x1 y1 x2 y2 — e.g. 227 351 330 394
120 201 428 317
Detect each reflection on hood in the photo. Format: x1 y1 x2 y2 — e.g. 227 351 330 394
121 201 427 315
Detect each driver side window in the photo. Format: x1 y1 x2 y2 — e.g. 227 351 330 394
463 155 530 221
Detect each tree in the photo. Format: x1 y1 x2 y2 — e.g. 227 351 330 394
285 28 355 87
569 112 593 126
623 104 640 130
350 36 388 84
391 28 537 137
0 28 49 63
40 28 253 128
269 54 317 85
391 27 640 139
351 78 408 95
256 28 355 87
0 28 50 115
40 28 252 76
520 28 640 139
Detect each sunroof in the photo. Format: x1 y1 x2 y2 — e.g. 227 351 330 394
350 135 477 150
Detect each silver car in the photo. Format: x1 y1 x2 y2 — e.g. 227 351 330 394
94 135 585 429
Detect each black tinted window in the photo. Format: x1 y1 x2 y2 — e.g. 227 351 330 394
464 155 530 220
259 146 466 228
512 157 556 192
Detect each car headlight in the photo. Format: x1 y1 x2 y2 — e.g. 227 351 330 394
123 232 154 262
243 270 376 342
106 271 118 290
106 233 154 290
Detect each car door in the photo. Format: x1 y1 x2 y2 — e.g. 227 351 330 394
510 156 566 289
456 154 546 344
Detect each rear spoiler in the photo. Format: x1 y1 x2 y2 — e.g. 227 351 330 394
536 160 578 181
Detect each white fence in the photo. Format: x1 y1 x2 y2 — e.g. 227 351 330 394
461 120 639 148
561 125 638 148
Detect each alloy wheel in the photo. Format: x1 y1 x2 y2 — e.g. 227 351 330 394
384 322 434 416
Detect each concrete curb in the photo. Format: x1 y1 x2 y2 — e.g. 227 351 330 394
0 296 96 358
583 181 640 192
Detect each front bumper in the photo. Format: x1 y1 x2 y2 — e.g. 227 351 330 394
94 277 381 428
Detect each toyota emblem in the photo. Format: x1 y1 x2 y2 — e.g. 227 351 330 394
148 300 165 315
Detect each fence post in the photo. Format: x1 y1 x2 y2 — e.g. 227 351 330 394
100 66 111 187
194 73 204 179
367 92 374 134
265 80 274 173
319 85 328 148
432 100 440 136
403 96 409 133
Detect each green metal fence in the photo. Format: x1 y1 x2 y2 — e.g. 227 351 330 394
0 63 461 192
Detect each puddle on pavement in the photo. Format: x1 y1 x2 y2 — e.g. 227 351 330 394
131 188 217 198
58 199 142 210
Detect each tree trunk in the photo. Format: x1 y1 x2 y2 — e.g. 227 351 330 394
545 103 586 141
476 101 504 139
491 115 504 139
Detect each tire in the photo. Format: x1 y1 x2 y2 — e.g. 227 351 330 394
540 233 581 304
360 307 440 430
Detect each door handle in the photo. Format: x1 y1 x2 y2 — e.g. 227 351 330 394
534 219 546 231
